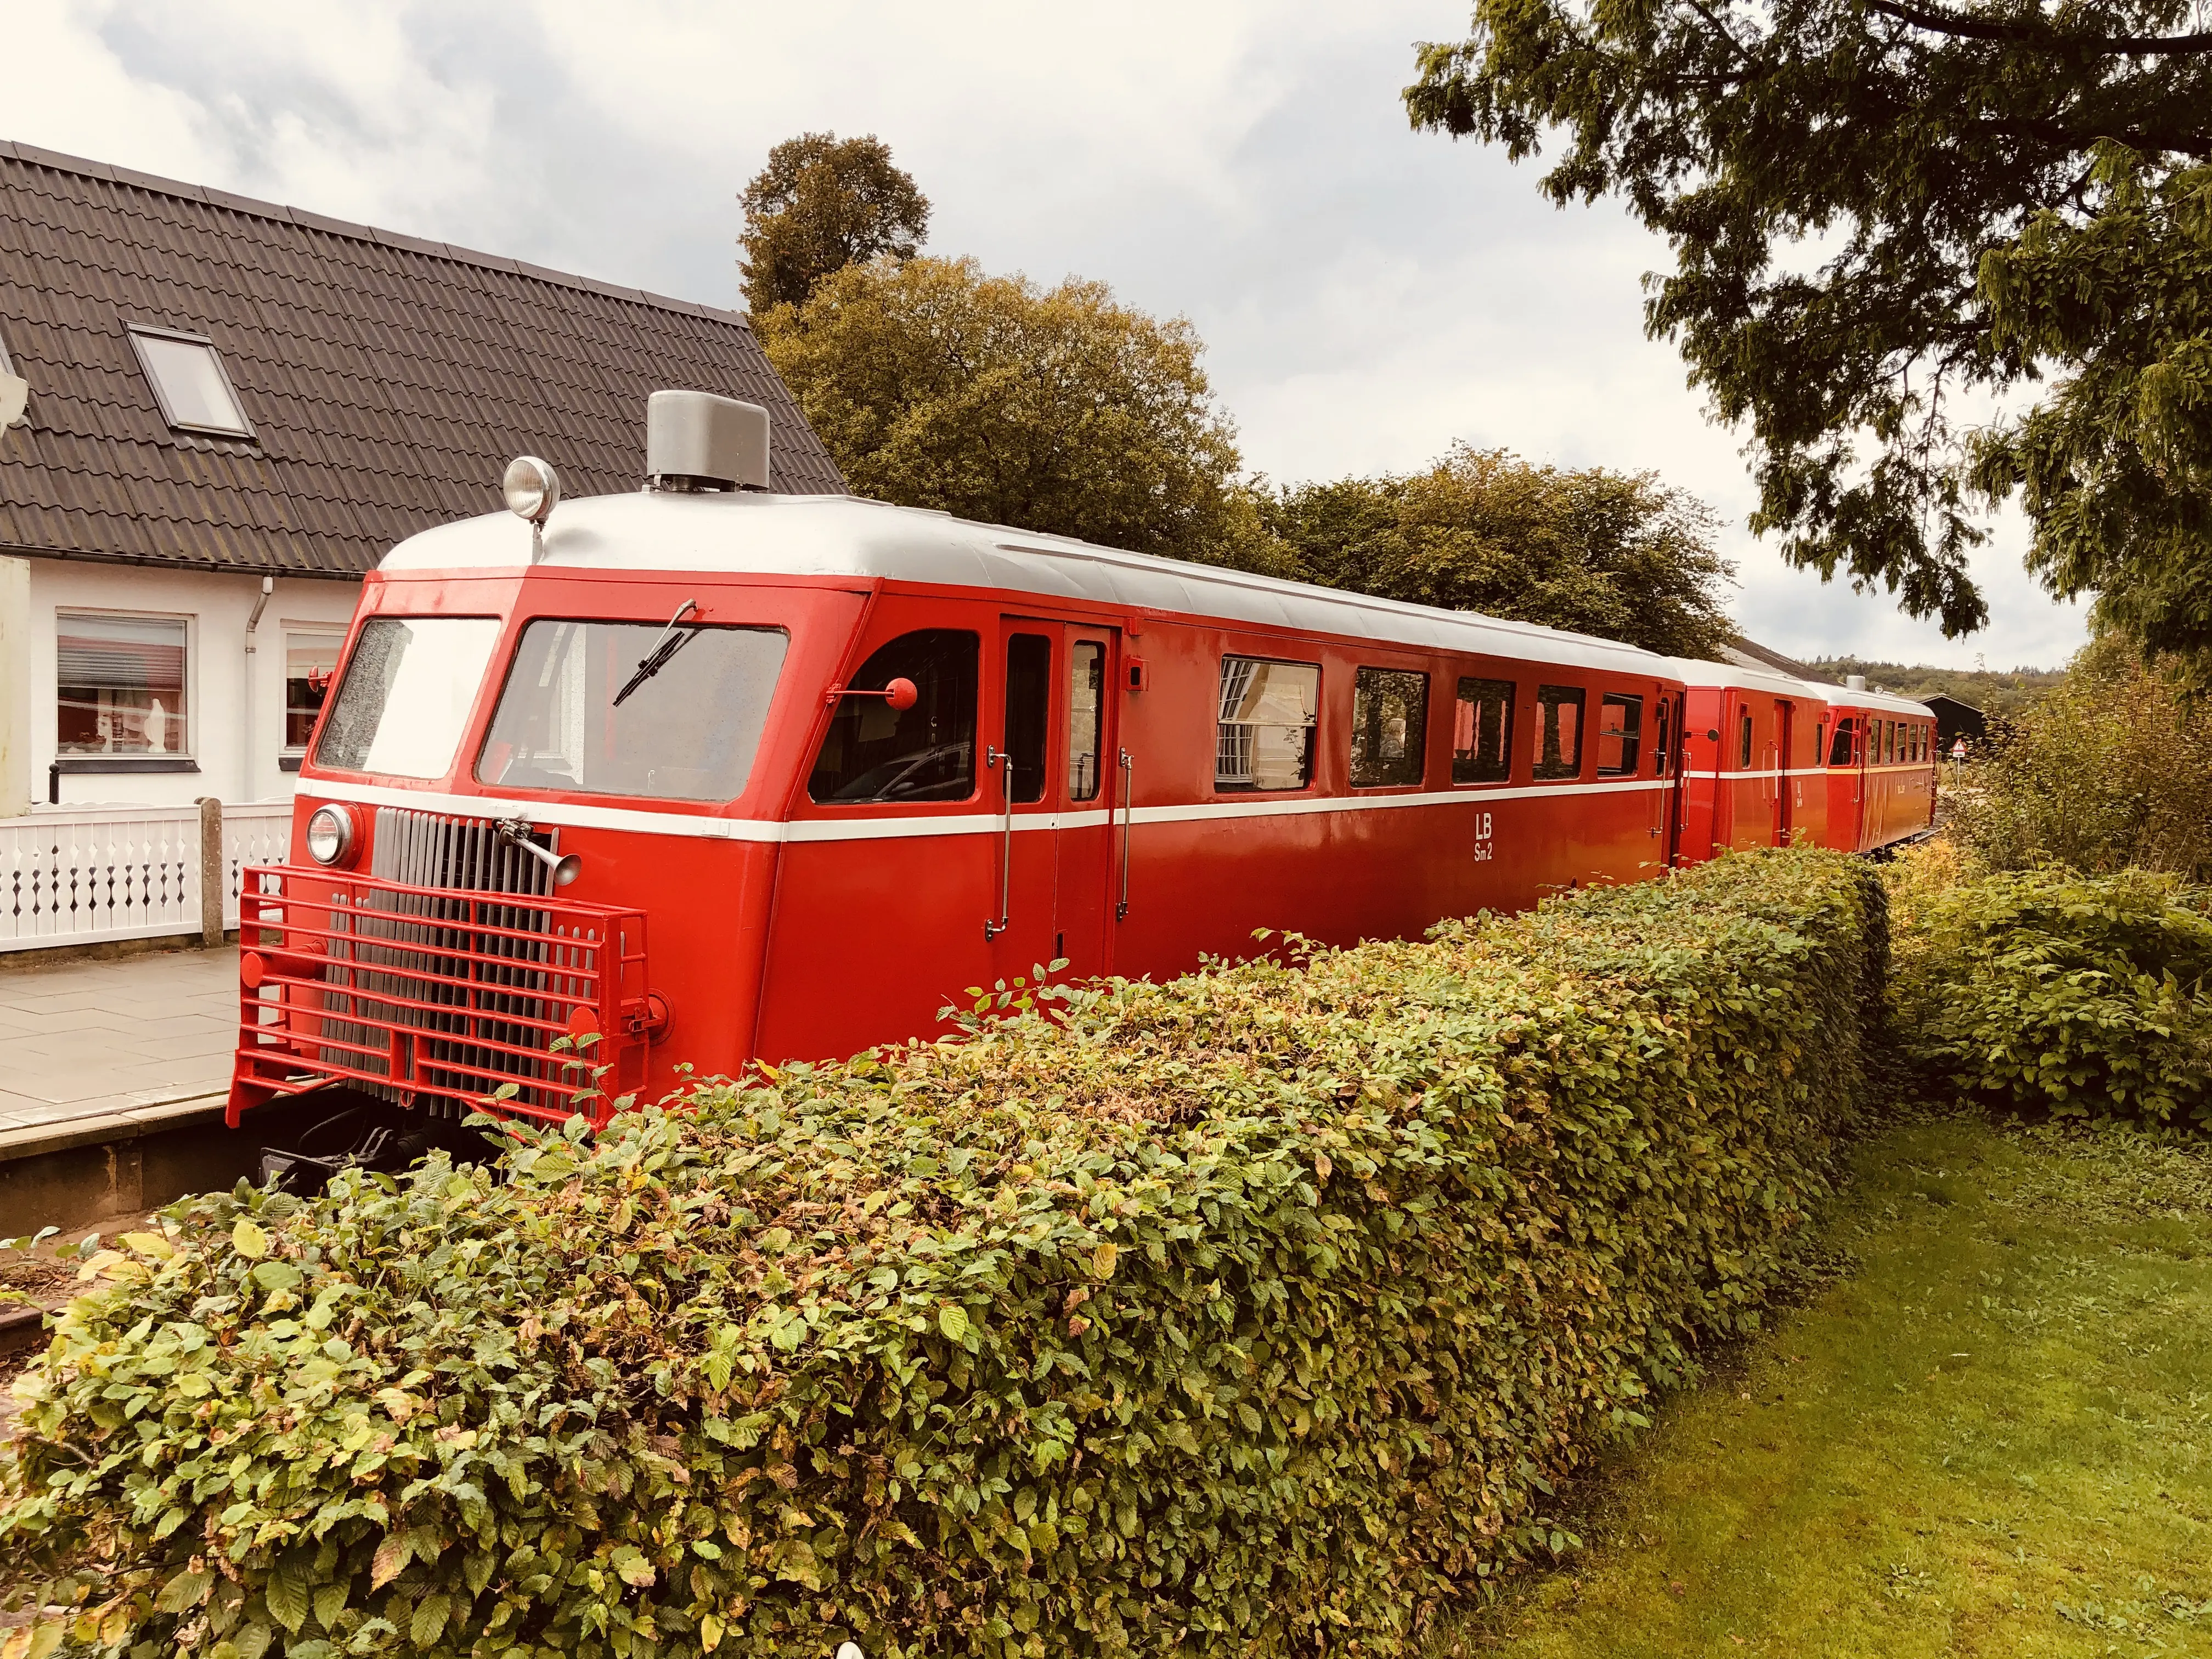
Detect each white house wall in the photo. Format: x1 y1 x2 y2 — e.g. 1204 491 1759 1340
0 556 31 816
16 558 359 811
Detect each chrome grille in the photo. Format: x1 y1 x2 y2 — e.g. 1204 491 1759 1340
370 807 556 895
322 808 572 1114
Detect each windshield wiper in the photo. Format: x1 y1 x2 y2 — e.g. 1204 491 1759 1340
612 600 701 708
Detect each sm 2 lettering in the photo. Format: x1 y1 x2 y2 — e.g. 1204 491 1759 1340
1472 811 1494 862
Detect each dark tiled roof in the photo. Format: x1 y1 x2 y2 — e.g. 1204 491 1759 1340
1723 635 1842 686
0 142 845 578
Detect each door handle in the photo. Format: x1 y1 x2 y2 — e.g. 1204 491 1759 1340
1117 748 1133 922
984 747 1011 940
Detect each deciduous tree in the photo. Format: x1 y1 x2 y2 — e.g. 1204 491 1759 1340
739 133 930 315
758 255 1278 568
1265 446 1737 659
1406 2 2212 653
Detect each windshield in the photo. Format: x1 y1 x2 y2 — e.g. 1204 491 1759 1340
314 617 501 780
477 618 788 802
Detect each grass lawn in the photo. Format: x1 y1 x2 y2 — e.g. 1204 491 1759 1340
1431 1113 2212 1657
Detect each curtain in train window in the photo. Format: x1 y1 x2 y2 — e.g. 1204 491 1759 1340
1068 641 1104 802
57 613 189 756
1453 676 1514 783
1738 708 1754 769
1595 693 1643 776
808 629 979 804
1350 667 1427 787
1828 718 1856 765
1533 685 1584 780
1216 657 1318 791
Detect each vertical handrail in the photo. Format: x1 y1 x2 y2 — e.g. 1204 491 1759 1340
1117 748 1133 921
984 747 1011 940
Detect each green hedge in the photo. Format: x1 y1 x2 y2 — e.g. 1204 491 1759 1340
2 848 1884 1659
1891 862 2212 1126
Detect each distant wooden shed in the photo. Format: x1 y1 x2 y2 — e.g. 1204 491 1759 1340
1924 693 1988 752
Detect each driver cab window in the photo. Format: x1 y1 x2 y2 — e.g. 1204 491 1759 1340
809 629 979 804
1829 718 1857 766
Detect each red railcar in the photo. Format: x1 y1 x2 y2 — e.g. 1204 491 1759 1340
229 396 1937 1166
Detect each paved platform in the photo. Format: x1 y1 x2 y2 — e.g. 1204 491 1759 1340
0 947 238 1140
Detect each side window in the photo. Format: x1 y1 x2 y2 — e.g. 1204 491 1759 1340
1350 667 1428 787
808 629 979 804
1884 720 1897 763
1829 717 1855 766
1002 634 1052 804
1596 693 1643 777
284 631 342 753
1453 676 1514 783
1217 657 1318 792
1533 685 1584 781
59 612 191 758
1068 641 1104 802
1655 698 1674 777
1815 720 1827 770
1737 708 1754 769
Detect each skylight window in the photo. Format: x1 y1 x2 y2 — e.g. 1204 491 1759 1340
127 325 254 439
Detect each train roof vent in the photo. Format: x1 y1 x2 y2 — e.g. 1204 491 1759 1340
1845 674 1867 691
646 390 770 493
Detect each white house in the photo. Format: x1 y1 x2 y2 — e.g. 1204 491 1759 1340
0 139 845 949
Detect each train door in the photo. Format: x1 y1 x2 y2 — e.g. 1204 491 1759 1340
1653 690 1685 865
1772 699 1795 844
986 618 1121 986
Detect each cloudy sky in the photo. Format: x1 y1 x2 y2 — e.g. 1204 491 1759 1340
16 0 2087 669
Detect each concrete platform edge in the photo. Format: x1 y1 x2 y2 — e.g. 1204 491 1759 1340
0 1094 227 1166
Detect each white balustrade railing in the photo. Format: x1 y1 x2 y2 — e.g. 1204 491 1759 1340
0 799 297 953
223 803 292 929
0 805 202 951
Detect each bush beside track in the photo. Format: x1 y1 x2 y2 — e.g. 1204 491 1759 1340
1888 853 2212 1127
1 848 1887 1659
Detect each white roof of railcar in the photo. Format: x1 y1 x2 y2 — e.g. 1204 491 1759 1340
381 488 1928 712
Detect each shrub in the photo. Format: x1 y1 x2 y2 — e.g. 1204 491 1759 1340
1890 855 2212 1126
1952 639 2212 881
2 849 1884 1659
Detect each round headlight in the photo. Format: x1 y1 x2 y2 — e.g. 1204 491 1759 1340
502 455 561 524
304 804 357 867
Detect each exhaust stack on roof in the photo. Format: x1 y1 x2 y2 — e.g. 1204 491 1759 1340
647 390 770 492
1845 674 1867 691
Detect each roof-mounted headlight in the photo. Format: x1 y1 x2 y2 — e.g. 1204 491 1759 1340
503 455 560 523
503 456 561 560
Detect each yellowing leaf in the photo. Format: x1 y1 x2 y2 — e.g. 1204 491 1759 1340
701 1614 726 1652
120 1231 174 1259
231 1219 269 1260
939 1304 970 1341
1092 1240 1119 1279
370 1532 409 1589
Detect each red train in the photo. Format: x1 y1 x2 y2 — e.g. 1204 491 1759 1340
229 394 1936 1161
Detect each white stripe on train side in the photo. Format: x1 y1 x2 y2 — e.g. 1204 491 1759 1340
306 775 1676 845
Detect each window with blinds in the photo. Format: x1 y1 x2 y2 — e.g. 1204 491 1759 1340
57 613 190 756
